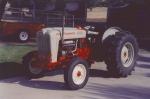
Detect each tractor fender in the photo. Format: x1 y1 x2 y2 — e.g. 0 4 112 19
102 27 122 43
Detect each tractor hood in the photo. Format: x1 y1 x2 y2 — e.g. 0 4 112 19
39 27 87 39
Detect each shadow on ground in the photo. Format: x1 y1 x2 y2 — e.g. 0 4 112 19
137 53 150 69
90 69 110 78
0 77 68 90
0 62 67 90
81 83 150 99
145 74 150 77
0 62 24 80
0 61 113 90
0 61 112 80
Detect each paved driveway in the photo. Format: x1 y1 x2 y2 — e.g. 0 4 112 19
0 49 150 99
0 34 36 46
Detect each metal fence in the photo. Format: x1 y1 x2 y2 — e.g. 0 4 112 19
2 7 74 27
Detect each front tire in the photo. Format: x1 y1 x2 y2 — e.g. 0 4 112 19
104 31 138 77
64 57 89 90
22 51 43 78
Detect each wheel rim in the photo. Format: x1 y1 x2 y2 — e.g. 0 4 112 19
29 58 42 74
121 42 134 68
72 64 86 85
19 31 28 41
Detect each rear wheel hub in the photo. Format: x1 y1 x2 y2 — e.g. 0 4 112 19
121 42 134 68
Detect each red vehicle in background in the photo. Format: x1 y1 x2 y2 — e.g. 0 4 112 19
0 7 44 42
0 21 44 42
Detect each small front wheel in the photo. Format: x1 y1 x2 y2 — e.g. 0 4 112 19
64 57 89 90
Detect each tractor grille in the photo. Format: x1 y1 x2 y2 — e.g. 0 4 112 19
36 31 51 54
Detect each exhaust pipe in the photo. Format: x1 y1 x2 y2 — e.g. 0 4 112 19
61 9 66 45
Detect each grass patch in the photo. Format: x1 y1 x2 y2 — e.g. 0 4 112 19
0 45 37 63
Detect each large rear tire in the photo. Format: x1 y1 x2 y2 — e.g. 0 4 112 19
104 31 138 77
64 57 89 90
22 51 43 78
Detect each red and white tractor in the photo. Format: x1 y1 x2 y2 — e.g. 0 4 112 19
22 24 138 90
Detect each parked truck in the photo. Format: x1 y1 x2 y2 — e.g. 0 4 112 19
0 8 44 42
0 21 44 42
